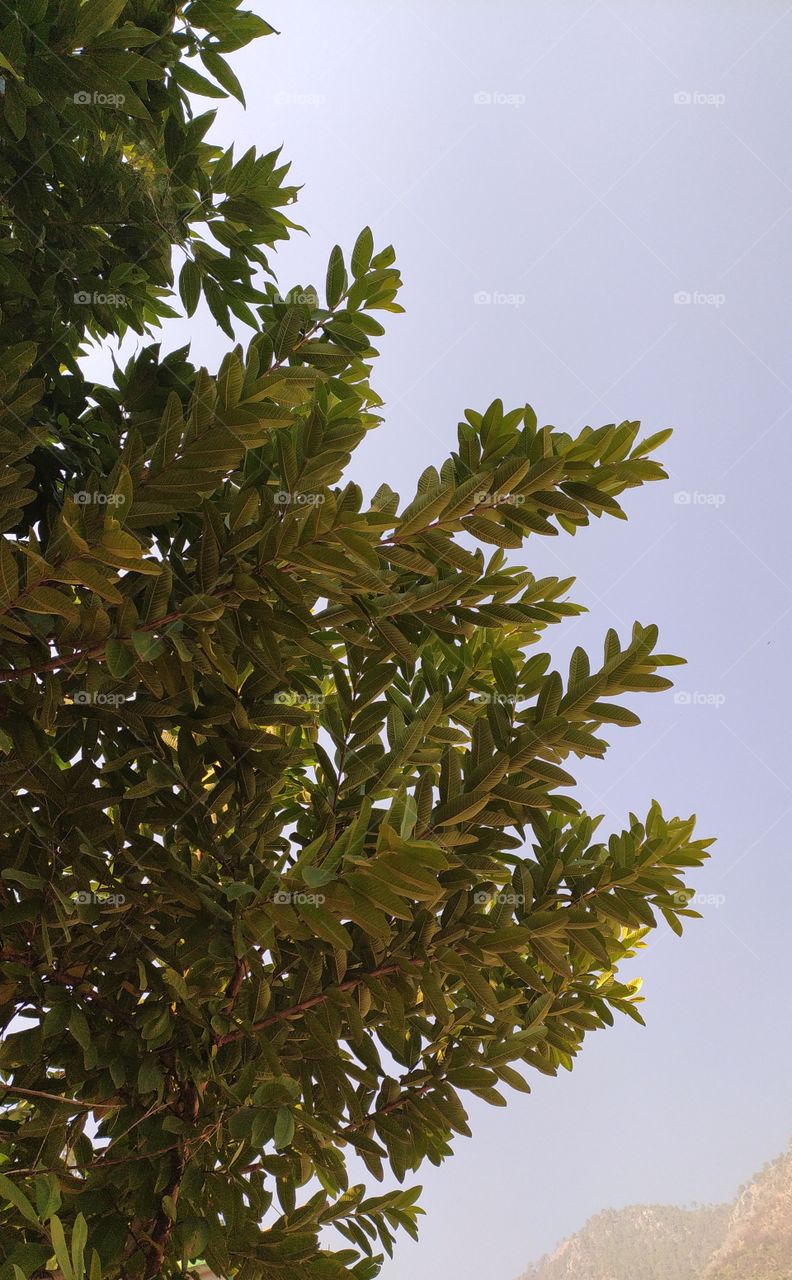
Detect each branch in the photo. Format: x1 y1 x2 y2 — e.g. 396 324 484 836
0 1143 180 1178
0 1084 120 1112
236 1082 436 1177
143 1147 184 1279
339 1082 434 1136
216 957 424 1046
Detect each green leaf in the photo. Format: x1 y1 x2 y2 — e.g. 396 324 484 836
0 540 19 605
71 1212 88 1280
274 1106 295 1150
273 307 304 360
326 245 348 308
137 1057 163 1096
0 1171 39 1225
178 259 202 317
21 586 78 620
105 638 136 678
49 1215 75 1280
73 0 128 43
201 48 246 104
131 630 164 661
35 1172 61 1222
302 865 337 888
203 278 234 338
69 1009 91 1052
0 52 20 78
351 226 374 278
2 85 27 141
175 62 227 98
298 903 353 950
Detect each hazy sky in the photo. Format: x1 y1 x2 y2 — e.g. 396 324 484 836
86 3 792 1275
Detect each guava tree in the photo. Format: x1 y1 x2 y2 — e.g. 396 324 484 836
0 3 710 1278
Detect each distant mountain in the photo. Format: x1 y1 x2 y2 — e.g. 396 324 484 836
703 1142 792 1279
519 1203 730 1280
518 1141 792 1280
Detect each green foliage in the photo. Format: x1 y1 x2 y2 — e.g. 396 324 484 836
0 0 294 469
0 3 711 1278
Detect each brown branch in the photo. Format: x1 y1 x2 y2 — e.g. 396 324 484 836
339 1082 433 1136
0 1142 181 1178
0 603 188 684
221 956 249 1014
0 949 139 1030
236 1082 436 1177
0 1084 120 1112
216 957 424 1046
143 1146 184 1280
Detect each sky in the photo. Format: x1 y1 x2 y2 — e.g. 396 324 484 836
85 2 792 1275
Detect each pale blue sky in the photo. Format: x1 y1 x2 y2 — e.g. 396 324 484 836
86 3 792 1275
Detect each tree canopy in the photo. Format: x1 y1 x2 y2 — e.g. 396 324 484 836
0 3 711 1279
